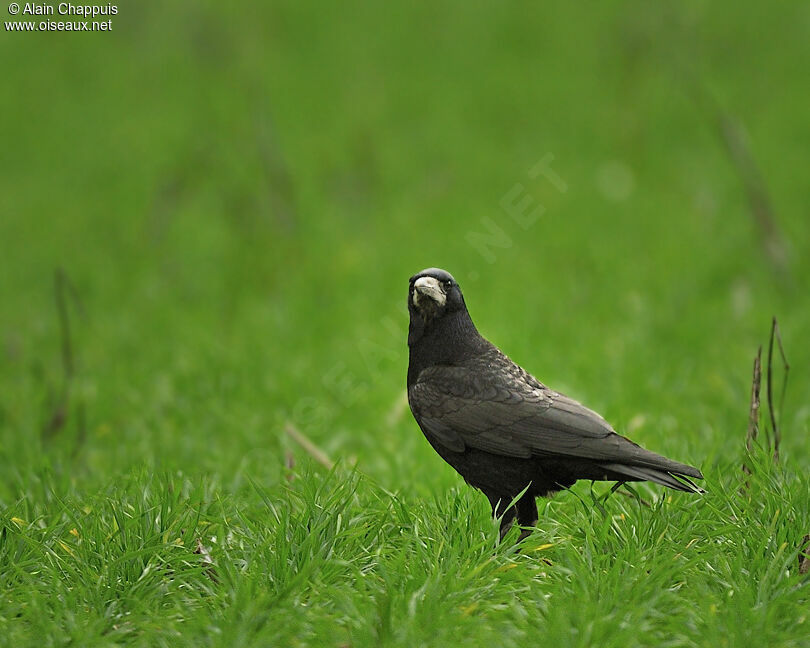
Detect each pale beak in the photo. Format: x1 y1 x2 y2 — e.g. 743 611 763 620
413 276 446 307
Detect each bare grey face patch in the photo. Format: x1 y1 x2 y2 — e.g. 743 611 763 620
413 276 446 308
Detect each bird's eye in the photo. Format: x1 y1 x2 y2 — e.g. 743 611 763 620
444 280 452 288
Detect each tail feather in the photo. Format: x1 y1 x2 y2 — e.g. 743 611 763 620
602 463 705 494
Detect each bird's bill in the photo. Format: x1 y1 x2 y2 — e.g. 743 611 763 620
413 276 446 307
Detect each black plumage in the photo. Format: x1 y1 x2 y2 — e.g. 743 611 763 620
406 267 704 541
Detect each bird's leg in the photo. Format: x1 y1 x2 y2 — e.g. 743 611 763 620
499 511 517 542
515 493 538 543
487 494 517 542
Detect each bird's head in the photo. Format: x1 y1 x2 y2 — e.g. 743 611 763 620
408 268 468 339
407 267 484 365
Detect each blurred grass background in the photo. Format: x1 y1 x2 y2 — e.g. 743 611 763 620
1 1 809 644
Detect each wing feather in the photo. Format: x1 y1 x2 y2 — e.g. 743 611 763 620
408 363 702 478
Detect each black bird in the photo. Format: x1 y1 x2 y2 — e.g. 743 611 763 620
406 268 704 541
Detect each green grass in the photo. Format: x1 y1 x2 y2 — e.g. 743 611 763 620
2 455 809 646
2 1 810 646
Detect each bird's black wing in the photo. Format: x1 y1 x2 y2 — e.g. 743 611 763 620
408 363 702 479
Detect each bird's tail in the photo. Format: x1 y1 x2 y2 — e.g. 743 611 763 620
601 463 705 494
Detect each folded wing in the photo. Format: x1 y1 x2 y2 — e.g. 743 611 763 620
408 364 703 488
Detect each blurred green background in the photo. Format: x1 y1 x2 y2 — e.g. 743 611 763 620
2 0 809 535
2 2 810 645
